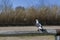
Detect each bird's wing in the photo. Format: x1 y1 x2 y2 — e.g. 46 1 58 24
39 23 42 27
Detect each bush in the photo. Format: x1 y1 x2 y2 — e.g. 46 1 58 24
0 6 60 26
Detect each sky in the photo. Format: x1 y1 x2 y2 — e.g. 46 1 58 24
11 0 60 8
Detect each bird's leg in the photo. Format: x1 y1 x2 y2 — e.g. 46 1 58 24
37 29 40 31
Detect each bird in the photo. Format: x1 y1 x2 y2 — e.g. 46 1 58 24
35 19 43 31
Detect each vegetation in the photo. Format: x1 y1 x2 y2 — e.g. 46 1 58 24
0 0 60 26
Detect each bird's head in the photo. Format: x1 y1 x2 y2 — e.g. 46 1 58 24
36 19 39 23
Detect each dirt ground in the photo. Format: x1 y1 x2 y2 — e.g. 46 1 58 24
0 26 58 40
0 35 55 40
0 26 60 31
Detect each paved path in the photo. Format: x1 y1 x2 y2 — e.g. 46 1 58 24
0 26 60 31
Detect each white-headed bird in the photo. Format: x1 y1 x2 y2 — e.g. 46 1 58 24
36 19 43 31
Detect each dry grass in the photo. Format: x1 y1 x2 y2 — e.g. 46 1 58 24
0 6 60 25
0 35 55 40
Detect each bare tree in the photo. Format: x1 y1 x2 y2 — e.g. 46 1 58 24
0 0 13 12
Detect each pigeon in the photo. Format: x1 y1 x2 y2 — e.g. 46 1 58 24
35 19 43 31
